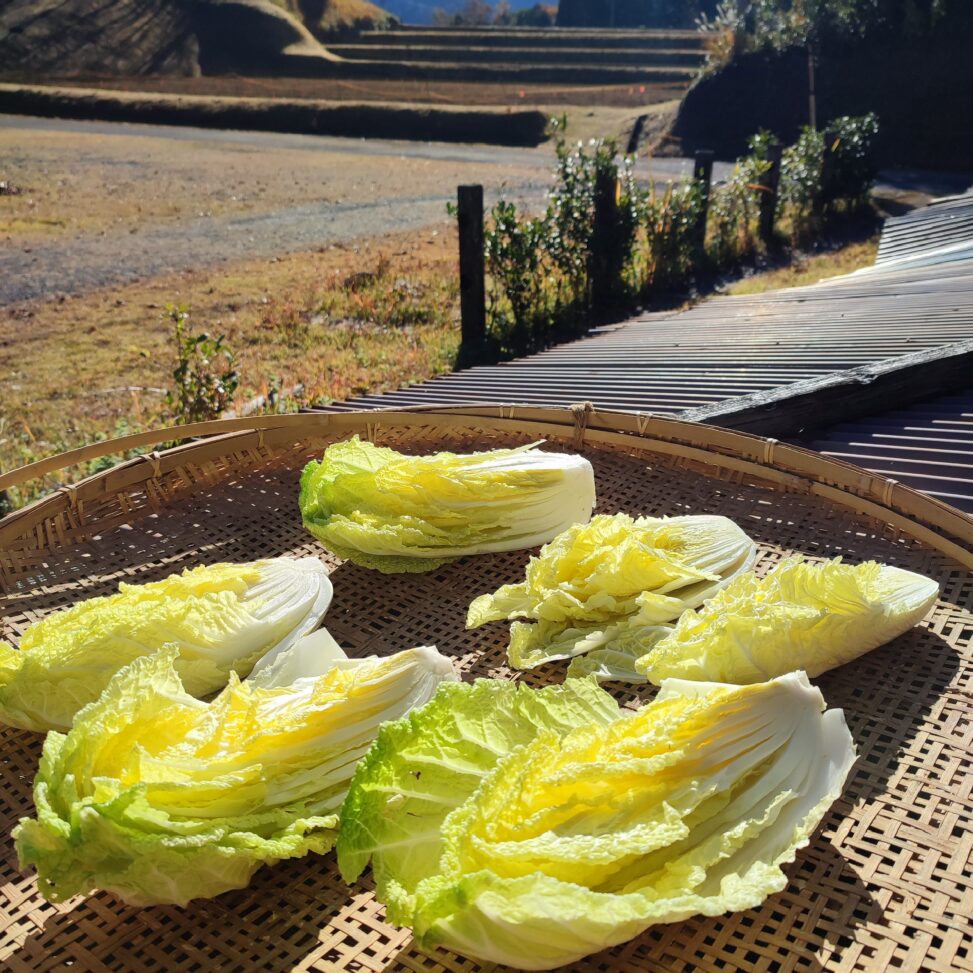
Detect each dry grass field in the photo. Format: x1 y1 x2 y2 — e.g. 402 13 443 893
0 52 686 506
0 229 461 507
724 237 880 296
1 118 545 505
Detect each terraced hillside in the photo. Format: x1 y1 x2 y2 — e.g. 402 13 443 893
328 26 707 85
0 0 337 77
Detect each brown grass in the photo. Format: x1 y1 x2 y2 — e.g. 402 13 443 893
271 0 392 31
1 229 460 507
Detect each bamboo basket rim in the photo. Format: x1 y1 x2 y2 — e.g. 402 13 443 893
2 403 970 568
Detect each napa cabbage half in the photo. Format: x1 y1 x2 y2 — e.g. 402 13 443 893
298 436 596 573
14 633 456 907
466 513 756 669
636 555 940 685
338 672 855 970
0 557 333 732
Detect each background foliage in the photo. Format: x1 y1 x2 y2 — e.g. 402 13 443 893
482 114 879 353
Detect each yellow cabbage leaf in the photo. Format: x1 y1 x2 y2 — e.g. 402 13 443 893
467 513 756 669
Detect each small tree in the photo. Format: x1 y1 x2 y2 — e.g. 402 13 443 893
493 0 513 24
515 3 556 25
460 0 495 24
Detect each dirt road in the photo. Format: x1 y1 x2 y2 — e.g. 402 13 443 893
0 115 714 305
0 115 545 303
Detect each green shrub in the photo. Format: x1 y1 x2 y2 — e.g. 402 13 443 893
483 127 639 355
640 180 705 291
545 135 638 307
484 199 554 355
779 113 879 240
780 126 827 239
708 139 770 266
824 113 880 207
166 305 239 425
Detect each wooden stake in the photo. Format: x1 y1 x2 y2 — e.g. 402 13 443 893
456 185 486 361
591 170 620 310
693 149 714 255
808 44 818 129
759 141 783 246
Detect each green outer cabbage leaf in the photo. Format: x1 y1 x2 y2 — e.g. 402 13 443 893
338 672 855 970
336 677 621 906
0 557 333 732
14 636 457 906
467 513 756 669
299 437 596 574
636 555 940 685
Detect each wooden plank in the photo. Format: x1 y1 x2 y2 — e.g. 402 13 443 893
680 339 973 437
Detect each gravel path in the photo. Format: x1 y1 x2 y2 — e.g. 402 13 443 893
0 114 721 306
2 190 542 304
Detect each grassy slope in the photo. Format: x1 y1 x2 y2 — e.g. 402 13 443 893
321 0 394 29
724 236 879 297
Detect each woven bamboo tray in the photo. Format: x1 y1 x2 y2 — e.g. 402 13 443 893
1 405 971 973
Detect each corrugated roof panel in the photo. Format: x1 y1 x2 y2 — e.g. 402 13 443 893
876 187 973 265
799 390 973 512
313 190 973 515
320 253 973 418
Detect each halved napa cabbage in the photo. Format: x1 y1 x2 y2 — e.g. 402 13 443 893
337 672 855 970
636 555 940 685
298 436 595 574
466 513 756 669
0 557 333 732
14 634 456 906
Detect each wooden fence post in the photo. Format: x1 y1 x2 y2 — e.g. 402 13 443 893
456 185 485 362
625 113 647 156
591 169 620 311
692 149 714 256
759 141 783 246
820 128 838 211
813 128 839 218
807 44 818 130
